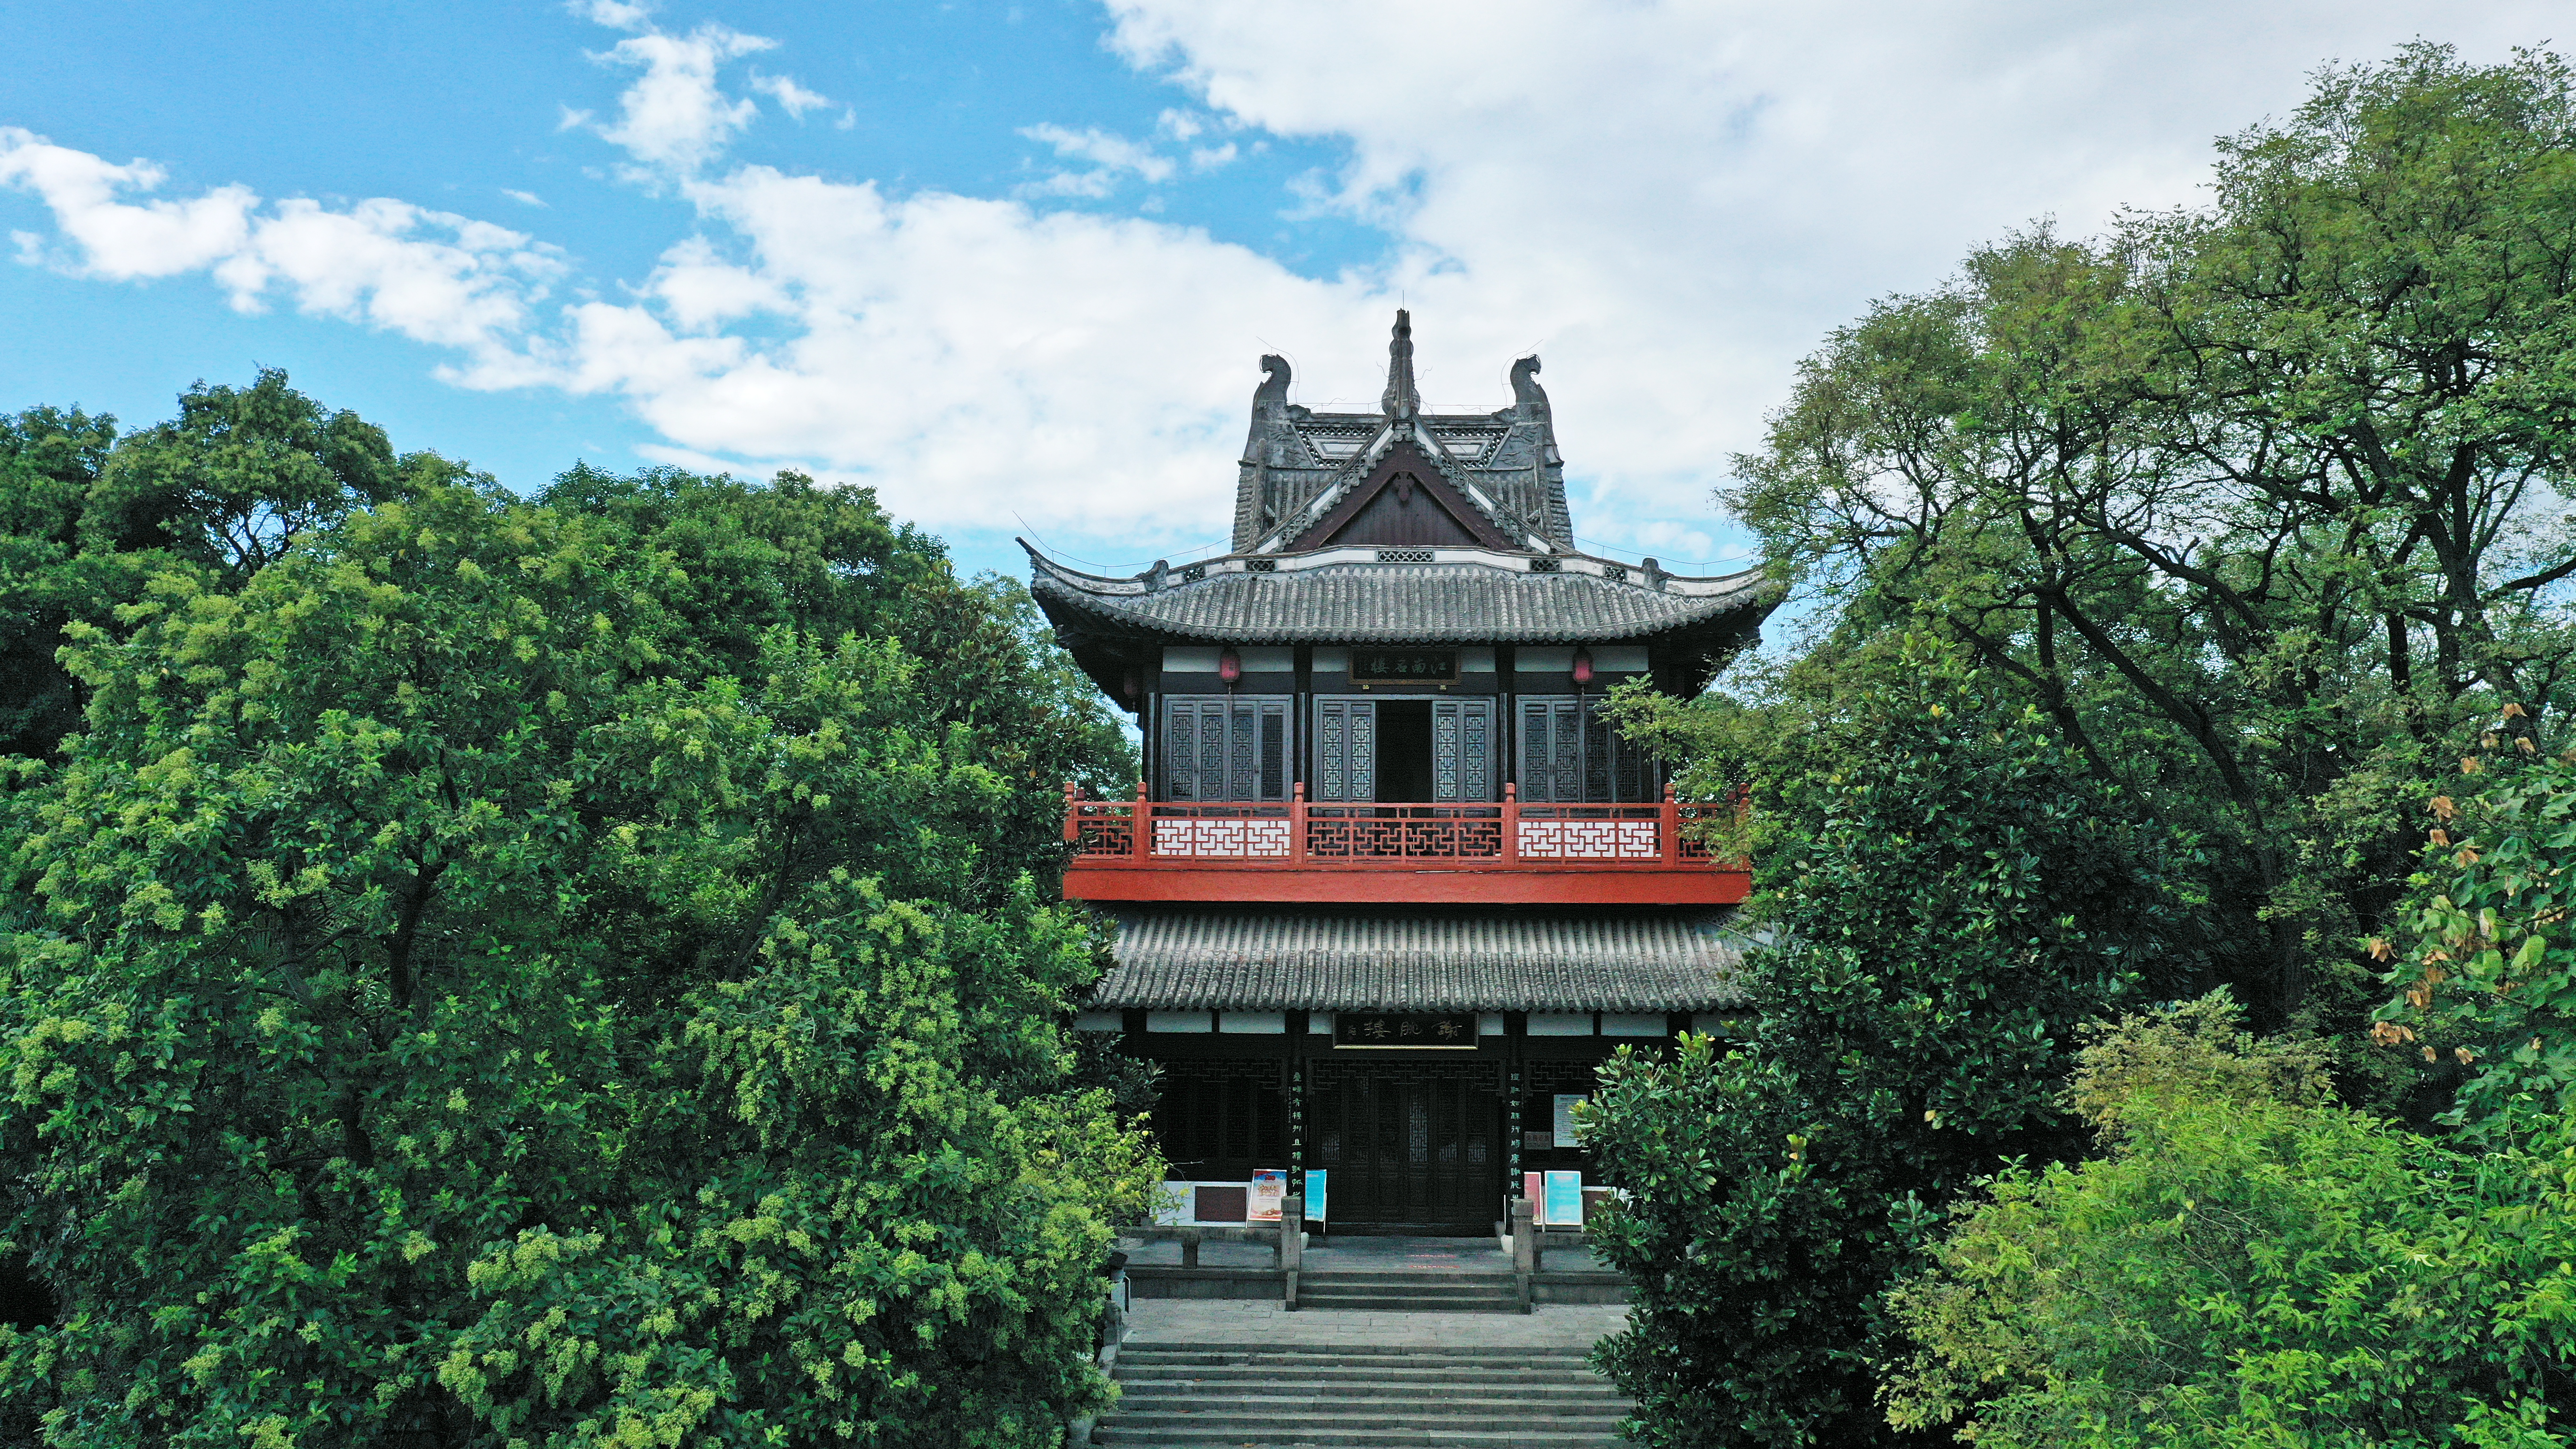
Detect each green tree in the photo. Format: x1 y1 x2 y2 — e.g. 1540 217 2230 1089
1 371 480 764
87 368 469 583
2379 717 2576 1142
1729 44 2576 1031
1582 641 2196 1448
1885 994 2576 1447
534 463 1135 894
0 481 1154 1446
0 404 125 758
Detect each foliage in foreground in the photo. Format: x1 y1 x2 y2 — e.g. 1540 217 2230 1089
2380 728 2576 1143
0 435 1152 1445
1581 643 2195 1448
1885 996 2576 1448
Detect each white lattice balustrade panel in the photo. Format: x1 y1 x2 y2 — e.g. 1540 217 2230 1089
1516 818 1661 860
1155 816 1292 858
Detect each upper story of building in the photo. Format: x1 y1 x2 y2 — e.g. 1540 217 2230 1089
1028 312 1781 907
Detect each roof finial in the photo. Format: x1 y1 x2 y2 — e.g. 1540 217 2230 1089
1380 308 1420 423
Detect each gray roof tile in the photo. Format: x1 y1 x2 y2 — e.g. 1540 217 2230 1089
1029 550 1777 646
1089 908 1752 1012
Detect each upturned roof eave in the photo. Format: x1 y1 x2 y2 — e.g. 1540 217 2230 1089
1021 538 1783 650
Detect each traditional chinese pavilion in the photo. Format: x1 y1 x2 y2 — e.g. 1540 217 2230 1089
1031 312 1779 1235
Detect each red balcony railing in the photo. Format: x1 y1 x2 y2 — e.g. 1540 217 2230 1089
1060 781 1743 904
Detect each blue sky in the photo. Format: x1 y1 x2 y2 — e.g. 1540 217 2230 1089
3 0 2560 583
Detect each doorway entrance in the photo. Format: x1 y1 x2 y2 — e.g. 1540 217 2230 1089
1306 1062 1504 1234
1374 701 1434 801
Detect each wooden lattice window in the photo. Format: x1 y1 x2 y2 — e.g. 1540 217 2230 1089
1312 697 1377 802
1517 696 1656 802
1431 698 1497 802
1163 696 1291 801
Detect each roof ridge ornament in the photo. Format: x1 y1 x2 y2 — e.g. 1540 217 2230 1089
1510 354 1547 420
1380 309 1420 423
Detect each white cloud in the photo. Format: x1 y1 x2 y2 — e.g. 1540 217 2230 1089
0 128 560 386
589 23 774 175
750 72 832 120
536 167 1369 542
571 0 653 32
503 188 547 207
1018 123 1177 185
10 3 2573 571
1093 0 2571 553
0 130 252 279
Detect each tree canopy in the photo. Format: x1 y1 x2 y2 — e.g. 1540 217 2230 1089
1729 43 2576 1030
0 380 1148 1447
1585 642 2198 1447
1593 42 2576 1448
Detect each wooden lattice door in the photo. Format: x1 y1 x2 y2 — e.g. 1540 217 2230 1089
1306 1062 1503 1233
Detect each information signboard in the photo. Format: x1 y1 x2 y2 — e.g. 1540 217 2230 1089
1543 1170 1585 1227
1249 1169 1286 1222
1552 1094 1587 1147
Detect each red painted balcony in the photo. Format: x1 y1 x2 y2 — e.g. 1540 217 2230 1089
1060 782 1751 906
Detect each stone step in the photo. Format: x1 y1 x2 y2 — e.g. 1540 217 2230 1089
1118 1363 1603 1383
1107 1402 1628 1423
1116 1345 1569 1364
1123 1340 1586 1361
1297 1280 1518 1293
1294 1270 1513 1285
1117 1378 1620 1400
1296 1297 1520 1314
1095 1427 1620 1449
1113 1394 1627 1419
1298 1275 1519 1288
1118 1371 1597 1392
1112 1371 1618 1392
1097 1341 1631 1449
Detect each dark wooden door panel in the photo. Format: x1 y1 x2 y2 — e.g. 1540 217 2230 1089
1307 1063 1500 1232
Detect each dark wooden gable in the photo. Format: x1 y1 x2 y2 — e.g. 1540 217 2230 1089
1288 441 1516 551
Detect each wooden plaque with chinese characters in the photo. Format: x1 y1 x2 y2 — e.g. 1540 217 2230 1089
1351 650 1458 683
1332 1012 1478 1049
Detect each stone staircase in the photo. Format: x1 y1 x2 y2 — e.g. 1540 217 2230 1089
1096 1344 1634 1449
1296 1269 1519 1313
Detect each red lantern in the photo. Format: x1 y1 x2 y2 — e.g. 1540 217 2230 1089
1218 648 1243 684
1571 648 1594 686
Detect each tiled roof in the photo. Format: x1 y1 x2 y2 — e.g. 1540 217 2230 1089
1087 907 1753 1012
1026 546 1778 646
1233 314 1576 553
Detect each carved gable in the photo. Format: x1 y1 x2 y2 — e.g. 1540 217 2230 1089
1289 442 1514 551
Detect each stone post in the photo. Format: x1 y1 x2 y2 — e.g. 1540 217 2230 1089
1280 1194 1304 1312
1510 1196 1536 1315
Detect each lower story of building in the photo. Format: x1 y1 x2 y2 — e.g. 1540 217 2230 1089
1084 1007 1737 1236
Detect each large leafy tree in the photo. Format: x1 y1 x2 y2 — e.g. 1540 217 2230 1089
1730 45 2576 1027
1583 643 2198 1448
0 478 1153 1446
533 463 1135 894
1885 995 2576 1447
0 371 477 763
0 405 123 759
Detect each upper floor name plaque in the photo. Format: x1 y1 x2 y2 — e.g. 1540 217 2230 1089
1351 649 1457 683
1333 1012 1478 1049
